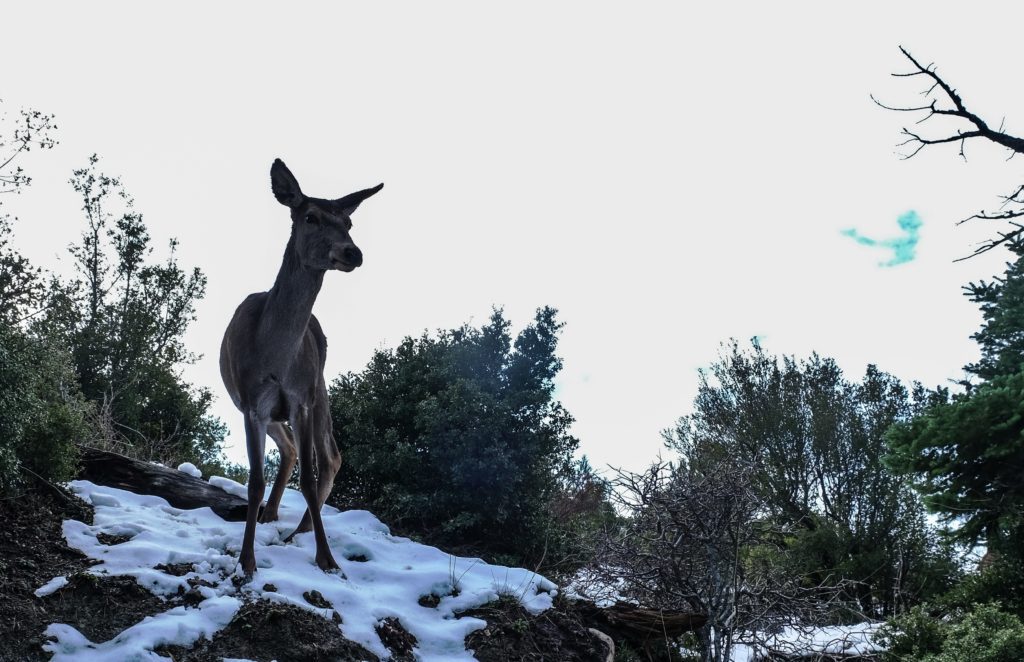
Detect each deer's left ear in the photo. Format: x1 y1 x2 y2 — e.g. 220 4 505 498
336 183 384 216
271 159 304 208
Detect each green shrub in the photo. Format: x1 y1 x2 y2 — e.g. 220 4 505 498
877 603 947 660
943 558 1024 618
0 325 89 493
939 603 1024 661
879 602 1024 661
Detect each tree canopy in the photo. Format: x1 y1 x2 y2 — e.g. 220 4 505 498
328 307 596 568
665 341 956 615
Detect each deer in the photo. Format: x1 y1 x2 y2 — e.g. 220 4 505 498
220 159 382 576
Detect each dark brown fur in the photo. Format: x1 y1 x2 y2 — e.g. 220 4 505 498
219 159 382 575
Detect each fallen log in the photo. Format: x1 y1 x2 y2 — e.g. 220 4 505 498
576 600 707 648
76 447 251 521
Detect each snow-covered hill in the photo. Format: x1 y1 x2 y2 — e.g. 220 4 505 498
36 471 556 661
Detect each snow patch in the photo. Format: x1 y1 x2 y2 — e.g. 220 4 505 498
732 623 885 660
34 575 69 597
40 479 556 661
207 475 248 499
176 462 202 478
44 595 240 662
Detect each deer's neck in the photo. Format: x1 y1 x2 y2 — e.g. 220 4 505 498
260 235 325 352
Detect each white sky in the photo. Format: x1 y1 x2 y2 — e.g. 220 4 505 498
3 3 1021 473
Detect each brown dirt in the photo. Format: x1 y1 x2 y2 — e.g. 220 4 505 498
463 594 611 662
0 480 176 661
375 617 417 660
157 600 380 662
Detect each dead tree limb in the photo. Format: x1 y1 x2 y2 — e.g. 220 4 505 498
76 446 250 521
872 46 1024 259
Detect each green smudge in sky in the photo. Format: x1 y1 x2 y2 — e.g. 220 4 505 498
842 210 922 267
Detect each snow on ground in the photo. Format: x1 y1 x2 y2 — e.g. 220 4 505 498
569 569 884 661
731 623 885 661
39 478 557 661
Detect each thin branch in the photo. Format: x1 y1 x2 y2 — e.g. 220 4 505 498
876 47 1024 259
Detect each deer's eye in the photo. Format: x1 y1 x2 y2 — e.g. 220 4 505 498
305 213 319 225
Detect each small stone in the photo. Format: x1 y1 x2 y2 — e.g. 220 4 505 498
303 590 331 609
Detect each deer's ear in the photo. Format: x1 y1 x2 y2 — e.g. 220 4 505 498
336 183 384 216
271 159 304 208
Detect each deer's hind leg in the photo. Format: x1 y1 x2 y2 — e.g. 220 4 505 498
289 391 341 536
291 404 340 572
260 422 297 524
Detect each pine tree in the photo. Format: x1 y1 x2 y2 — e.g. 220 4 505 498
886 243 1024 557
328 307 588 568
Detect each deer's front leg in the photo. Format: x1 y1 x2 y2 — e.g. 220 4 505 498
261 422 297 523
241 411 267 578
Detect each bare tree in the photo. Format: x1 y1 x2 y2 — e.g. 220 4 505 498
587 460 851 662
873 47 1024 260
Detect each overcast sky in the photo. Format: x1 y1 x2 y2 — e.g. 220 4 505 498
3 3 1022 472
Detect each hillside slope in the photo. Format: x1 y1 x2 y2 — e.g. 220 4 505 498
4 469 608 661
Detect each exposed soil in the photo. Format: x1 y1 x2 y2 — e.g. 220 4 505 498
157 600 380 662
375 617 418 661
38 573 172 642
0 480 175 661
463 594 611 662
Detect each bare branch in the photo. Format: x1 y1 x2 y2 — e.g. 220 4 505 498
876 47 1024 259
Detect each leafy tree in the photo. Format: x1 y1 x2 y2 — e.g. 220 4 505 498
328 307 591 568
666 340 955 616
35 155 225 473
0 100 88 493
0 102 57 324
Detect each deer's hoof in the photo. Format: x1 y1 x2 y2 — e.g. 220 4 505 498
259 510 279 524
240 554 257 579
316 554 342 575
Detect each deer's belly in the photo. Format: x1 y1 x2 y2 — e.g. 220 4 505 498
249 379 293 423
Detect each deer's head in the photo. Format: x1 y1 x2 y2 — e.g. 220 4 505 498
270 159 383 272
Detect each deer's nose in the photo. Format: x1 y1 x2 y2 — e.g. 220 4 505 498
334 244 362 267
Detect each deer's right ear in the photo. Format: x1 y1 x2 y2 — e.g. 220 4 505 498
271 159 304 208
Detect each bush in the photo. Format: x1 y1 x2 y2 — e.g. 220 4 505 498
942 557 1024 618
0 325 90 493
879 602 1024 661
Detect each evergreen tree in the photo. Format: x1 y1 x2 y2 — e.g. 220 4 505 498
329 307 591 569
887 244 1024 559
964 245 1024 382
887 371 1024 552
